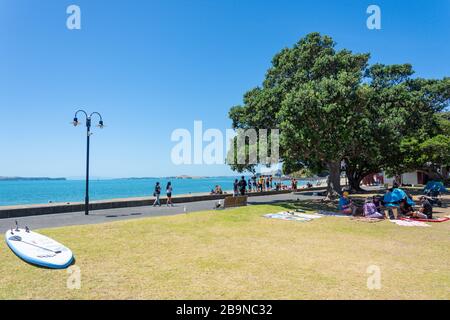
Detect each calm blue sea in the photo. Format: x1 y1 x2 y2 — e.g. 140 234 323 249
0 177 302 206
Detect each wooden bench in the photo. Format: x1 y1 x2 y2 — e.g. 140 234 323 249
223 195 248 208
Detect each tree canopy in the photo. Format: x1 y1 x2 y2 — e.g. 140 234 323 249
228 33 450 196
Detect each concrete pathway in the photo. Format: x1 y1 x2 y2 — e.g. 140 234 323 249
0 192 322 232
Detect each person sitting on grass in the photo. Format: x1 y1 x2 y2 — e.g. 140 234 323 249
211 185 223 195
398 198 414 218
372 196 383 213
398 197 431 219
338 191 356 215
417 196 433 219
363 198 384 219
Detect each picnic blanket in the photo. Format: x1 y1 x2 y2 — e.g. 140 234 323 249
292 212 323 219
263 212 312 222
350 217 384 223
399 217 450 223
315 210 350 218
389 220 430 227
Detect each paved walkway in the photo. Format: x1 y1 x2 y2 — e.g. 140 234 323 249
0 192 322 232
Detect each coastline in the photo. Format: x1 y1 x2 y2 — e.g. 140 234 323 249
0 179 329 208
0 189 286 218
0 177 330 207
0 186 328 219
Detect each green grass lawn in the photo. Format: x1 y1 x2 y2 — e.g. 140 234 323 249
1 202 449 299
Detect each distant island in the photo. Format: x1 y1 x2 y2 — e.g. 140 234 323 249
0 177 66 181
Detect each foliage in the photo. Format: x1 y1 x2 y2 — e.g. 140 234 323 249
228 32 450 194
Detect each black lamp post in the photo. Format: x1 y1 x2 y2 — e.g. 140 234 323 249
72 110 104 215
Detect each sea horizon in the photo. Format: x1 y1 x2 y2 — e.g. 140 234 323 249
0 176 318 207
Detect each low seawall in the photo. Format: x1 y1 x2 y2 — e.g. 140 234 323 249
0 189 311 219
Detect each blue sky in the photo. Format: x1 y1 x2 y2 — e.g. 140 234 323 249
1 0 449 178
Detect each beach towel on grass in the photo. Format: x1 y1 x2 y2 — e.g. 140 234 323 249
350 217 384 223
263 212 312 222
291 212 323 219
399 217 450 223
316 210 350 218
390 220 430 227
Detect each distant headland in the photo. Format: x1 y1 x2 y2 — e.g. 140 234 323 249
0 177 67 181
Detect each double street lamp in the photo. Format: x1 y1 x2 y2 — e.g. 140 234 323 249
72 110 105 215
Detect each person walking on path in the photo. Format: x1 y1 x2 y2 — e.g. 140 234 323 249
239 176 247 196
166 182 174 207
153 182 161 207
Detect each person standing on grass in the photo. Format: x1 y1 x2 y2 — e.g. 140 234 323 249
233 179 239 197
248 178 252 193
239 176 247 196
153 182 161 207
166 182 174 207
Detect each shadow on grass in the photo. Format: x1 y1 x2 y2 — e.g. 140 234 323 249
105 213 143 218
254 199 340 213
252 197 373 213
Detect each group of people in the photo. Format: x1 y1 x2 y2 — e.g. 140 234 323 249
233 176 248 196
233 176 300 195
152 181 174 207
339 187 434 220
248 175 274 192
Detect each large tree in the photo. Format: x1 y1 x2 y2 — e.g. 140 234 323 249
228 32 450 197
229 33 368 197
344 67 450 190
388 111 450 181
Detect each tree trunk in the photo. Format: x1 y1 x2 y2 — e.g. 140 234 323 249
326 161 342 200
346 169 364 192
348 176 364 191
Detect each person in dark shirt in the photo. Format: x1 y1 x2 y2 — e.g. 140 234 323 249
166 182 173 207
418 196 433 219
152 182 161 207
372 196 382 213
238 176 247 196
399 198 414 217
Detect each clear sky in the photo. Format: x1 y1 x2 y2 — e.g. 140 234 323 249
1 0 449 178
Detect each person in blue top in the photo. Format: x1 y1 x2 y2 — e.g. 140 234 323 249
338 191 356 215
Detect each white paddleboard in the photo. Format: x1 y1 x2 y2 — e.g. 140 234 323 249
5 228 74 269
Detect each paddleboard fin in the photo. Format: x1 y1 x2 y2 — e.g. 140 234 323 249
9 235 22 241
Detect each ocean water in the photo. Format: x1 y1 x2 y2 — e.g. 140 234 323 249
0 177 303 206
